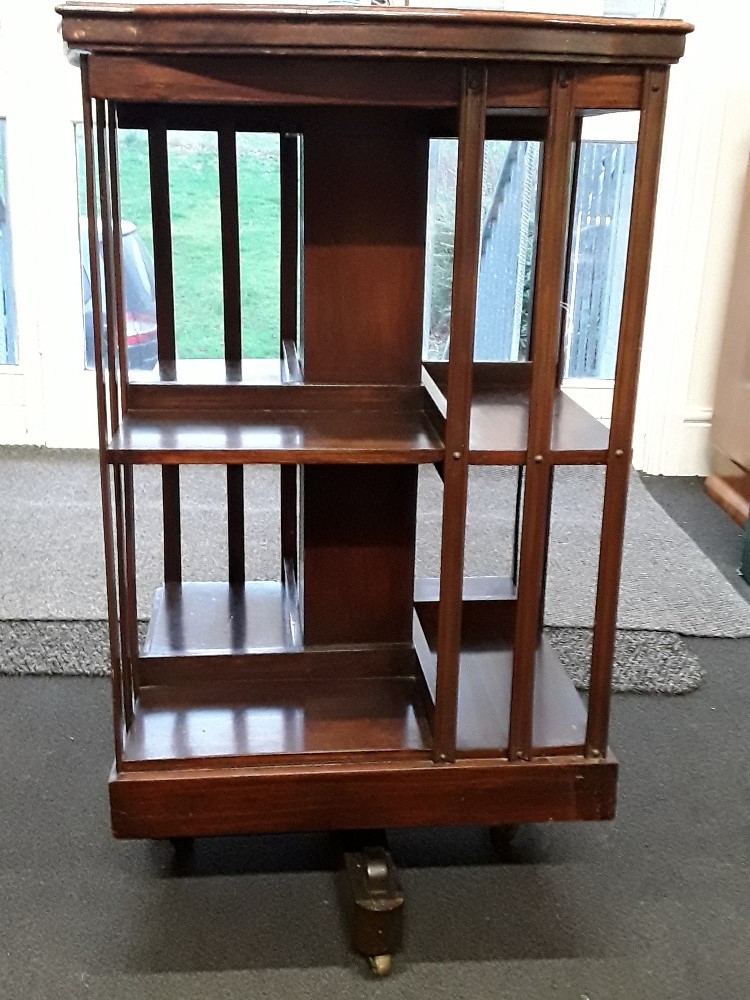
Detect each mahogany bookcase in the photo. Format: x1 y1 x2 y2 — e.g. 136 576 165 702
60 2 689 971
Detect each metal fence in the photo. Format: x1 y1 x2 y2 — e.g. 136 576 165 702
474 139 636 379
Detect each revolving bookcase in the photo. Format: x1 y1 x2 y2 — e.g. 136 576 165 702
60 2 689 972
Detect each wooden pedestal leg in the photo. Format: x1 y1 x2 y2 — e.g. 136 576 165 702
336 830 404 976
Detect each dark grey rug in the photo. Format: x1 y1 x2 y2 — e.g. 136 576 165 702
1 448 745 693
2 450 748 635
0 619 704 694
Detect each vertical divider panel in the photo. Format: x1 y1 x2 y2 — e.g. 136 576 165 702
432 66 487 763
508 69 576 763
280 132 300 590
147 123 182 584
218 127 245 587
586 69 669 758
82 64 124 762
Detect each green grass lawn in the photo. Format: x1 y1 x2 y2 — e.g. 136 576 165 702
116 130 281 360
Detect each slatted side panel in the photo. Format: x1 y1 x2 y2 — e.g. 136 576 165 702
586 69 669 758
147 125 182 584
508 69 576 762
82 65 125 763
432 66 487 762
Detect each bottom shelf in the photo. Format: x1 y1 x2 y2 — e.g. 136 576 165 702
414 612 588 756
123 579 588 769
122 676 432 769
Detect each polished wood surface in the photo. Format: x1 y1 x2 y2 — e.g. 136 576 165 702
302 111 427 386
109 754 618 839
415 611 587 755
64 3 682 845
107 407 443 464
143 581 300 657
509 69 577 763
432 67 487 763
59 4 690 64
423 370 609 465
586 69 669 759
122 676 431 768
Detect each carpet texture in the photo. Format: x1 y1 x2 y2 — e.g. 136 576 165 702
2 449 748 635
1 477 747 998
0 619 704 694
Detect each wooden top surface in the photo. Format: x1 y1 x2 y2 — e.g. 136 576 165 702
57 3 691 63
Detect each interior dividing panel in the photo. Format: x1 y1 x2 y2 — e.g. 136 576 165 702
302 109 429 385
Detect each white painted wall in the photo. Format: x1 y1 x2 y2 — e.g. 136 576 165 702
0 0 95 448
0 0 745 473
634 0 750 475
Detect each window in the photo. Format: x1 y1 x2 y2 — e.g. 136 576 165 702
75 124 282 371
0 120 17 365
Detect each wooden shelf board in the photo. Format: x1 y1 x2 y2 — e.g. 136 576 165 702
423 366 609 465
107 407 443 464
129 357 295 387
142 582 301 658
414 612 587 754
469 387 609 464
121 675 432 769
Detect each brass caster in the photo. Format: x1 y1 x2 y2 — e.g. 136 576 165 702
369 954 392 976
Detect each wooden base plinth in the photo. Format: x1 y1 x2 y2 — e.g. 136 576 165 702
110 754 616 839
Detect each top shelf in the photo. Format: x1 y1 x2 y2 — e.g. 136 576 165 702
58 4 691 65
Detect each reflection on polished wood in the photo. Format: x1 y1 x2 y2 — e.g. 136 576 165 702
122 676 431 768
414 610 587 754
142 581 300 657
108 408 444 464
469 387 609 464
424 367 609 465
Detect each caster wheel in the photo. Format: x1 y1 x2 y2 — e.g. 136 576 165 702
368 954 392 976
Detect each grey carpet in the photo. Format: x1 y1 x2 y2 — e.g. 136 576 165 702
0 619 704 694
1 448 748 635
0 482 747 997
0 631 747 998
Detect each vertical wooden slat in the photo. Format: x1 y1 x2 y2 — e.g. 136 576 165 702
218 128 245 586
218 128 242 362
148 124 176 362
585 69 669 758
508 68 576 762
108 103 129 412
108 108 138 713
432 66 487 763
148 123 182 583
556 114 584 386
226 464 245 587
280 133 301 586
98 100 136 726
96 101 121 436
122 465 139 709
161 466 182 584
280 132 300 359
82 64 124 764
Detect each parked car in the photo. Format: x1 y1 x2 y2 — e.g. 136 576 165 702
80 218 158 371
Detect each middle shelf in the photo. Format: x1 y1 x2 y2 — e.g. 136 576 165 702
108 361 609 466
